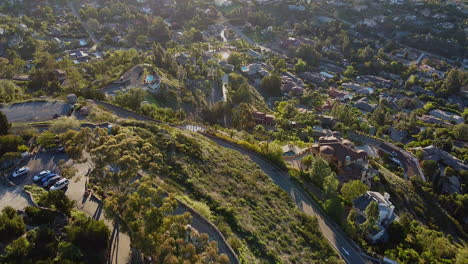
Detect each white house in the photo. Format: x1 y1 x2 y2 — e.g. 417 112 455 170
353 191 397 242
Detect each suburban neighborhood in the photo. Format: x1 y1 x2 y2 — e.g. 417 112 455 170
0 0 467 264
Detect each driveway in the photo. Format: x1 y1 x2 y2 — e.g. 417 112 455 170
0 101 72 122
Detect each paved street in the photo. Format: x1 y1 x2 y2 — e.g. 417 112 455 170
206 136 372 264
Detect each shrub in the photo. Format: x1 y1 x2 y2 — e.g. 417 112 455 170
50 116 80 133
0 206 26 243
37 131 57 149
17 145 29 153
24 206 56 225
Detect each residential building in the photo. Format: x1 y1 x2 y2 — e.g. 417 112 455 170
429 109 464 124
353 191 397 242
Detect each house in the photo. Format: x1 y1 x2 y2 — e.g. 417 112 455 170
252 111 275 125
281 76 304 96
312 136 368 168
312 135 376 184
418 115 450 126
12 74 31 81
416 145 468 172
281 144 307 157
353 191 397 242
328 88 353 101
281 37 302 48
354 98 376 113
299 72 326 85
429 109 464 124
356 75 392 88
241 63 269 77
53 69 67 85
247 49 262 59
288 4 305 11
342 82 372 95
175 53 193 65
389 127 408 142
69 50 90 63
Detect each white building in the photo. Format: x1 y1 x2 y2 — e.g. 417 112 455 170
353 191 397 242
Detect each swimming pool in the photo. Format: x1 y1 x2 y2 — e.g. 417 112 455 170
146 75 154 83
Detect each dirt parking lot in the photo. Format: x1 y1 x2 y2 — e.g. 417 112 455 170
0 101 72 122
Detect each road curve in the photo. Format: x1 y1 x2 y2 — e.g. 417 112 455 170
202 134 372 264
93 101 371 263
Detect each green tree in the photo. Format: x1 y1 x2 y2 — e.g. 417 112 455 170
442 69 467 95
324 197 344 223
56 241 83 262
323 172 339 198
341 180 369 202
296 44 321 65
37 131 57 149
232 103 254 130
50 116 80 133
3 237 31 262
294 59 308 73
114 87 145 112
343 66 357 77
0 111 11 135
363 201 379 232
275 59 286 72
309 157 332 188
38 191 75 216
227 52 243 67
421 160 439 181
260 74 282 97
0 207 26 244
453 124 468 141
302 155 314 171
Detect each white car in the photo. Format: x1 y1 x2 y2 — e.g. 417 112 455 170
12 167 30 177
50 178 69 191
33 170 51 181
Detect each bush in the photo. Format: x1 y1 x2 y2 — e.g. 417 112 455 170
38 191 75 216
68 218 109 250
24 206 56 225
0 135 24 156
0 206 26 243
37 131 57 149
17 145 29 153
50 116 80 133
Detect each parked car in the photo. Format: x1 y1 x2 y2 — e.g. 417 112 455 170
50 178 69 191
33 170 51 181
12 167 30 177
55 146 65 153
44 176 62 187
41 174 58 184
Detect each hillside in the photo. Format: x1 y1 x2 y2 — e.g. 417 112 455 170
62 121 341 263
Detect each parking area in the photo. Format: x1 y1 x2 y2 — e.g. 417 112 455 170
0 101 72 122
0 151 70 211
9 151 69 187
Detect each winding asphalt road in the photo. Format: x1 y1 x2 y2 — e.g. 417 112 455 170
92 101 372 263
204 136 371 264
